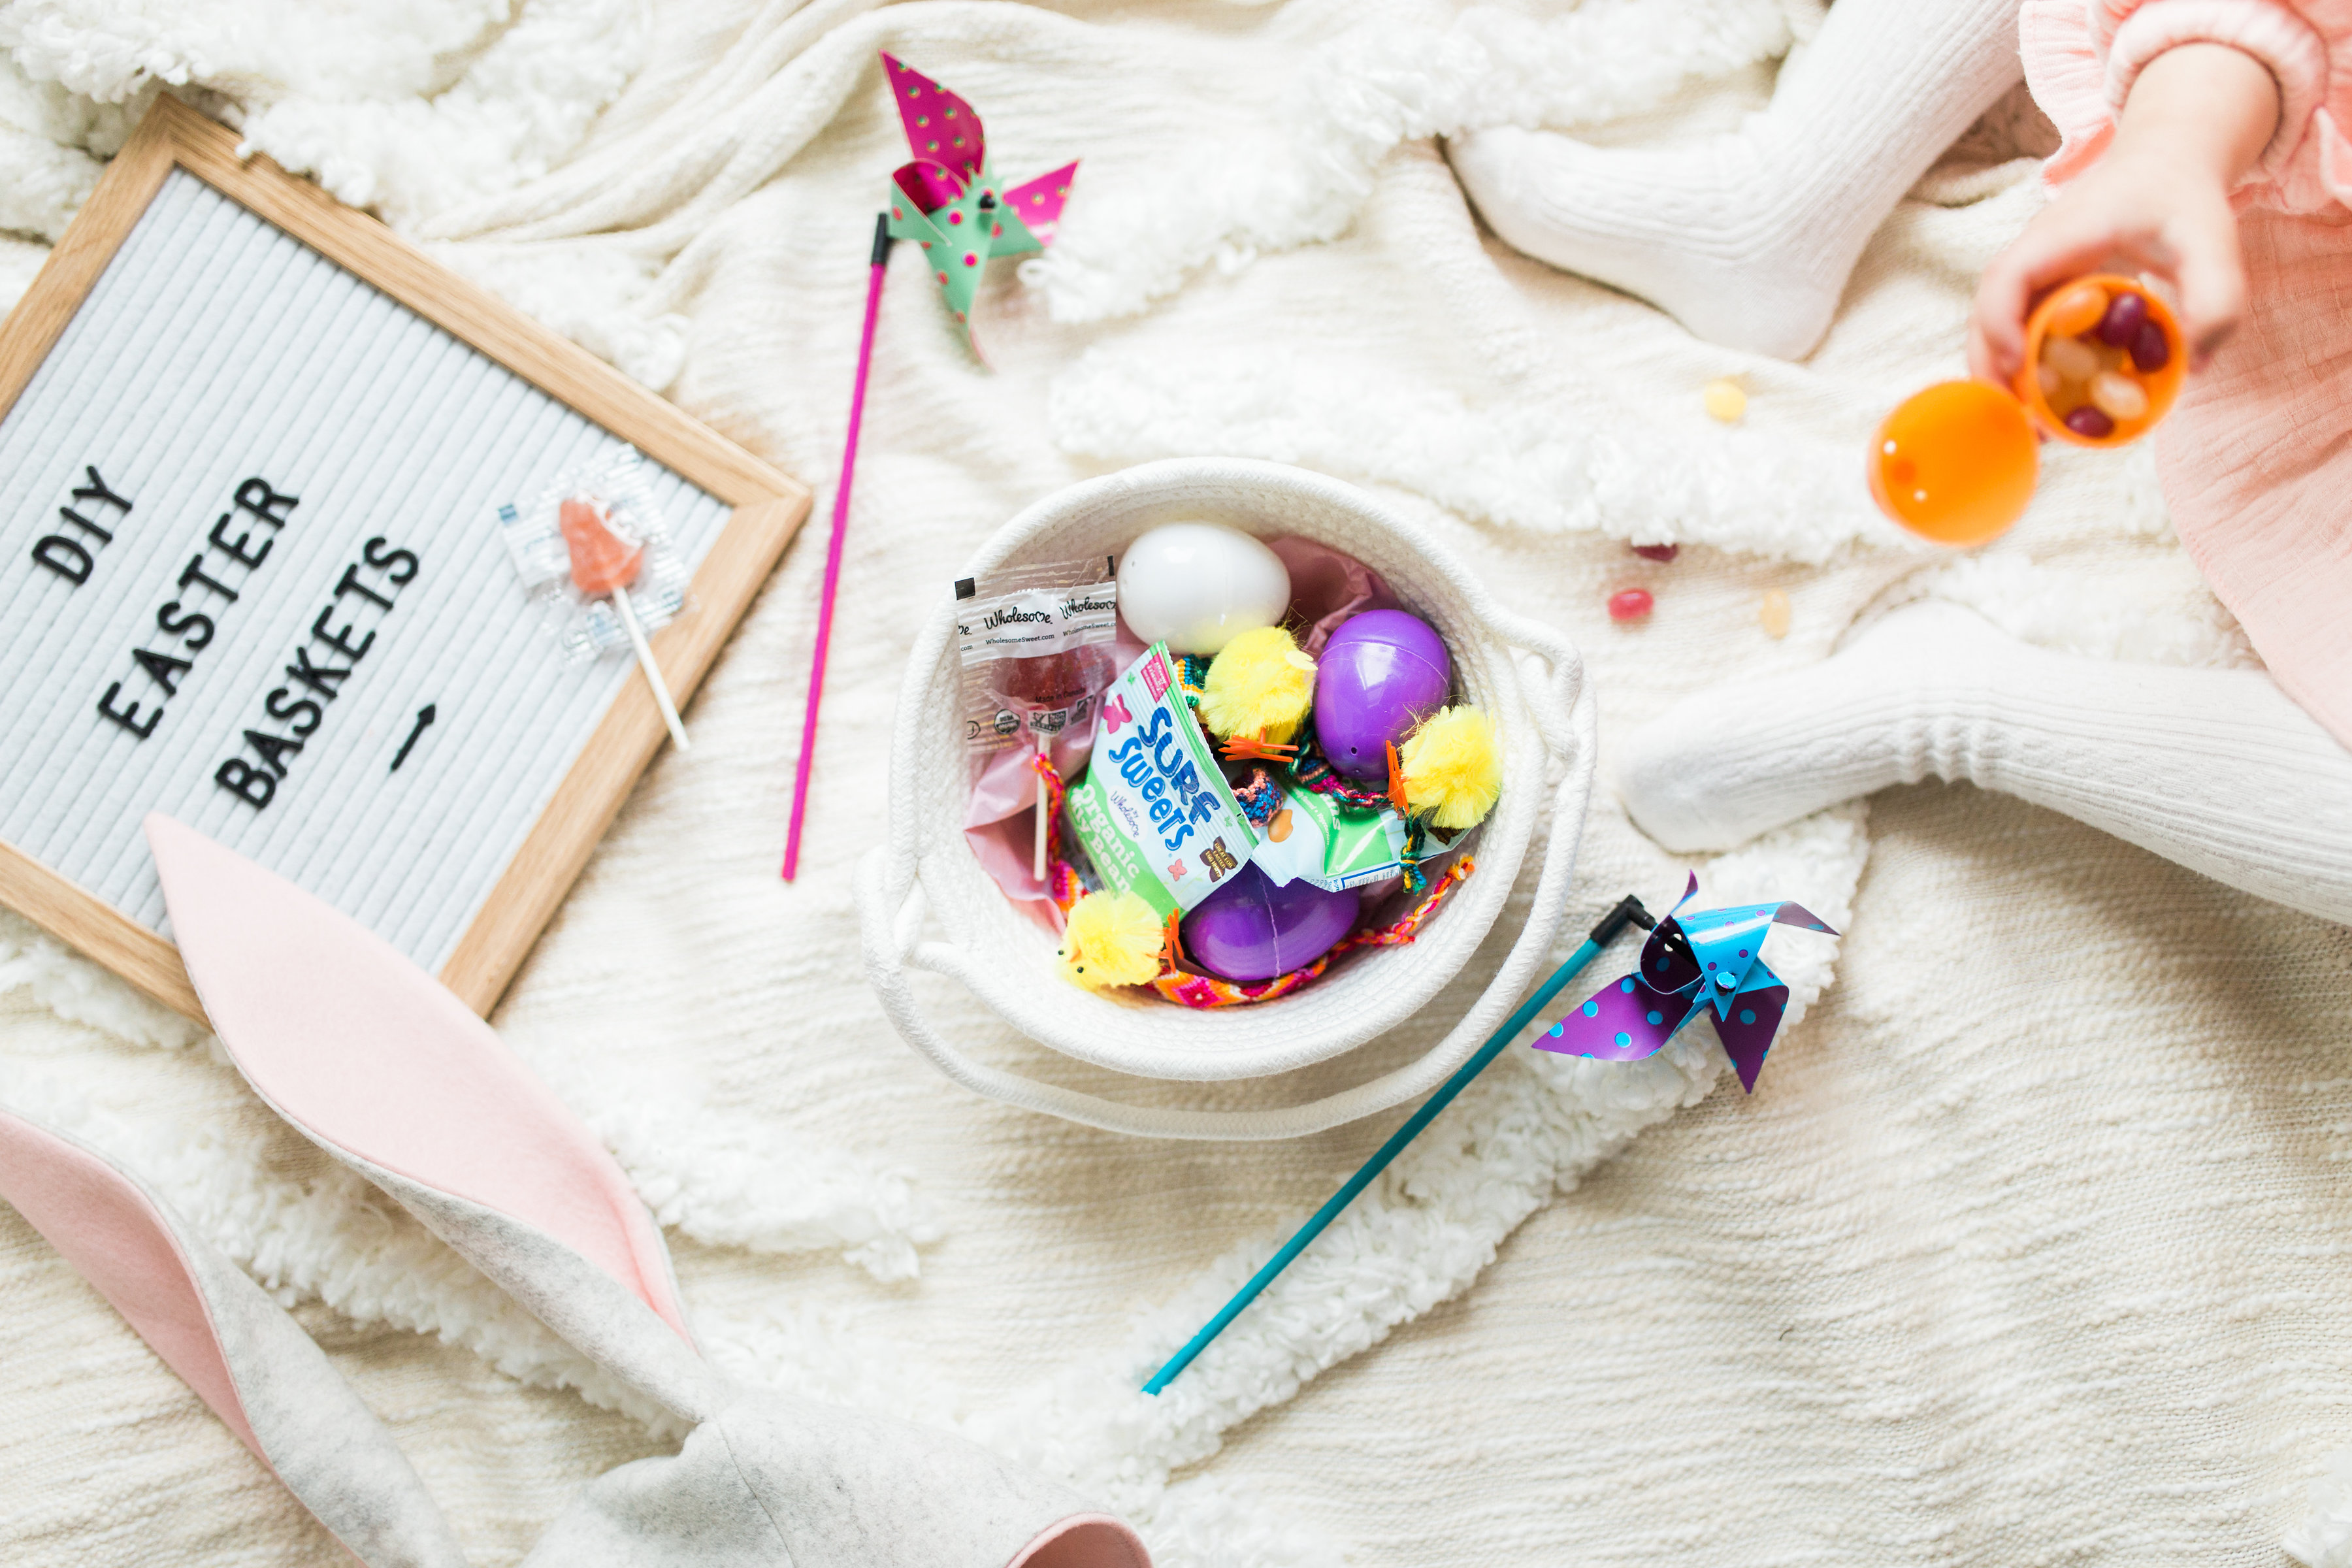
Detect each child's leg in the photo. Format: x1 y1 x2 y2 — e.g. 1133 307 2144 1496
1615 601 2352 924
1447 0 2021 359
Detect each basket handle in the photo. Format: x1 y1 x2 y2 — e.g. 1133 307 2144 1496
857 614 1597 1140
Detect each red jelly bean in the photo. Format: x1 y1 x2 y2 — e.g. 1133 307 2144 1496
1632 543 1678 563
1608 588 1654 622
2130 318 2170 373
2064 404 2115 439
2097 289 2147 347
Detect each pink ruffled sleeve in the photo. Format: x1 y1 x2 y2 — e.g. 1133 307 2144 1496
2019 0 2352 213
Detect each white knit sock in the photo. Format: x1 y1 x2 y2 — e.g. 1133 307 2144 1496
1616 602 2352 925
1447 0 2022 359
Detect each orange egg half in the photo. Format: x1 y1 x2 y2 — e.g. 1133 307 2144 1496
1867 379 2040 547
2012 273 2185 447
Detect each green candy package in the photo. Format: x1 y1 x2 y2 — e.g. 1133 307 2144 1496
1064 643 1259 917
1250 781 1408 892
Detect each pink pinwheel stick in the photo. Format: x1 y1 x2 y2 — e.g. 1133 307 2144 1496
783 215 892 882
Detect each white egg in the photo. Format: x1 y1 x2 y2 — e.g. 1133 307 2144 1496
1115 522 1292 654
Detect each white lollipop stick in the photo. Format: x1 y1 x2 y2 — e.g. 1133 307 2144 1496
612 586 690 752
1034 732 1049 883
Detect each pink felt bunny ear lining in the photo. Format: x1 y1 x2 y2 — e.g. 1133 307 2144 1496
0 1109 259 1454
142 813 691 1347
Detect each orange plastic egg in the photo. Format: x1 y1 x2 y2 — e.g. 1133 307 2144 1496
2011 273 2183 448
1867 380 2038 548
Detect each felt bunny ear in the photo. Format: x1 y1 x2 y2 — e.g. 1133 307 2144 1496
0 1107 464 1567
145 813 725 1424
530 1394 1152 1568
144 816 1153 1568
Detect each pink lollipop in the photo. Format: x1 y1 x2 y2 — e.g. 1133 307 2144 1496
562 497 687 751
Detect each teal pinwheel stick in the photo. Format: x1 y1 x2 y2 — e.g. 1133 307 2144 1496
1142 892 1656 1396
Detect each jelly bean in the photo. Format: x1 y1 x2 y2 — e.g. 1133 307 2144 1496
2097 289 2148 346
1633 543 1678 563
2043 282 2109 338
2131 318 2171 373
2036 363 2064 399
2064 404 2115 439
1703 379 1747 422
2041 335 2100 382
1757 588 1791 639
1608 588 1653 623
2088 370 2148 421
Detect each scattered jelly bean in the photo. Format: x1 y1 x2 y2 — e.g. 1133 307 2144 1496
1608 588 1654 623
1633 543 1679 563
2089 369 2148 421
2043 282 2109 338
1703 379 1747 422
2042 335 2100 382
2064 404 2115 439
1758 588 1791 639
2097 289 2148 347
2131 318 2171 373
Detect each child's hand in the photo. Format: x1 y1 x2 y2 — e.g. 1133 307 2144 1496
1967 42 2281 384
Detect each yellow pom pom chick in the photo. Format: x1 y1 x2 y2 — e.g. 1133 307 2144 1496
1056 890 1166 990
1198 625 1316 744
1399 706 1502 830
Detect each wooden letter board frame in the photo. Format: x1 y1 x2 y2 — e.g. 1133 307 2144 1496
0 95 811 1024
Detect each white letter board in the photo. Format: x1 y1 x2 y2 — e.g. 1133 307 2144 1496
0 97 809 1022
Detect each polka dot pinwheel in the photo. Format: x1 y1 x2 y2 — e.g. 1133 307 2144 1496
1536 873 1837 1092
879 53 1077 348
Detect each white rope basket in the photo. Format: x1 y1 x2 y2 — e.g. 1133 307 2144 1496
856 459 1596 1139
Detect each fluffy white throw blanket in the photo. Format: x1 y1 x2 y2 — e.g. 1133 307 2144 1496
1 2 2347 1565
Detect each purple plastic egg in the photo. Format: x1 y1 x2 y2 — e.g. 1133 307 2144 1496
2131 318 2171 373
1183 864 1362 982
1314 608 1451 781
2097 289 2148 347
2064 404 2116 439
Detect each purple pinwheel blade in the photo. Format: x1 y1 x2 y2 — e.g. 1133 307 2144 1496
1639 921 1703 994
1712 981 1790 1092
1535 972 1699 1061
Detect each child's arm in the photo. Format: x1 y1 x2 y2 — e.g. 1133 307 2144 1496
1968 42 2281 381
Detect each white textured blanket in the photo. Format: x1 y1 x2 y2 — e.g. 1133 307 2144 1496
2 2 2349 1565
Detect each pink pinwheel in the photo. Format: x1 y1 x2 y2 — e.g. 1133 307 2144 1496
880 52 1077 336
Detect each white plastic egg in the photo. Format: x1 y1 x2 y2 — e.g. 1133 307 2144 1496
1115 522 1292 655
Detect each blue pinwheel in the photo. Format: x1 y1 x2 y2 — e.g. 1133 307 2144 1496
1535 874 1836 1091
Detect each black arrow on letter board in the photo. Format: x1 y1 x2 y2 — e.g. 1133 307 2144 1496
390 704 436 772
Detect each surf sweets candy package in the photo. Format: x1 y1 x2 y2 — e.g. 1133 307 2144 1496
1064 642 1260 917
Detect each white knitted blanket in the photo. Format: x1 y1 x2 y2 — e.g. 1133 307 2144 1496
3 3 2350 1565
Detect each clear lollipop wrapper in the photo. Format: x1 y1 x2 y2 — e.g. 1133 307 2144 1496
500 442 695 748
953 556 1120 761
499 444 691 663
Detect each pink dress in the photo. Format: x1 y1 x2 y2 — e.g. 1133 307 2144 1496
2021 0 2352 750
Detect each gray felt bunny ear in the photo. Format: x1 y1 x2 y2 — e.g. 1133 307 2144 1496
0 1105 467 1566
0 815 1146 1568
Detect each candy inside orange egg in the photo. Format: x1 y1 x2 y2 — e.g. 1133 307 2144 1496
2011 274 2183 447
1867 380 2039 547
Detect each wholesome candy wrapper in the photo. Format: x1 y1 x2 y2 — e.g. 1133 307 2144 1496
499 444 689 663
953 555 1120 761
1064 643 1260 917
